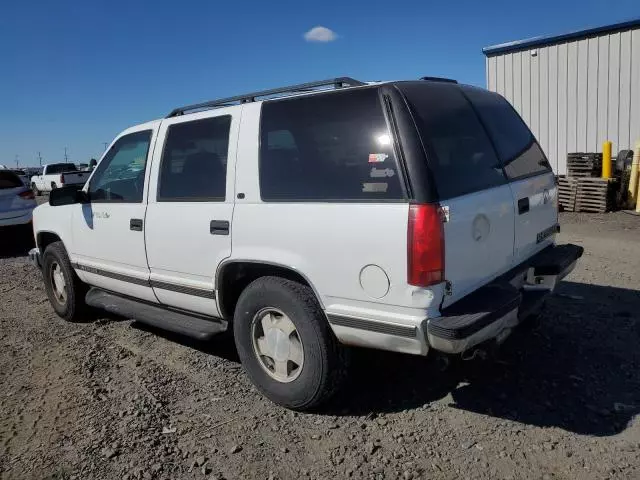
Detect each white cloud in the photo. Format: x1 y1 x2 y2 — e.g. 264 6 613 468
303 26 338 43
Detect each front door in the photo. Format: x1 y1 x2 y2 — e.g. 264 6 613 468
70 126 158 302
144 109 238 317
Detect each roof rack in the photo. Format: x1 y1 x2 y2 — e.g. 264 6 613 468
420 76 458 84
167 77 366 118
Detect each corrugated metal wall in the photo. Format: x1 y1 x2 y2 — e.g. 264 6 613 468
486 27 640 174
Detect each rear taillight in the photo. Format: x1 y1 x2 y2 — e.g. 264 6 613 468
407 204 445 287
60 176 65 185
19 190 35 200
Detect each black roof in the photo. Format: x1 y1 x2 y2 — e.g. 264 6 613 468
483 17 640 56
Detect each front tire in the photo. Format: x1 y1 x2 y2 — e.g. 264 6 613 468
234 276 349 410
42 241 88 322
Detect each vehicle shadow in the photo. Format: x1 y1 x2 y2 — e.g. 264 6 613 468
0 226 34 259
327 280 640 437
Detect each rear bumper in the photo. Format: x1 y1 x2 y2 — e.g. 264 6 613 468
426 243 583 354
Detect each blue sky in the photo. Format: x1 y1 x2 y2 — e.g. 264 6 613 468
1 0 638 167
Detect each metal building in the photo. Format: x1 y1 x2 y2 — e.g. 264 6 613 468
483 18 640 174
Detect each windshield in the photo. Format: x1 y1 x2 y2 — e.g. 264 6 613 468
47 163 78 174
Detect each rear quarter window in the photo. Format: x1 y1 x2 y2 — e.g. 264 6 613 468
0 171 22 189
461 86 552 180
398 82 507 200
259 88 404 202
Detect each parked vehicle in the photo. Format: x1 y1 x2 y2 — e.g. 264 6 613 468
0 170 37 230
29 77 583 410
30 163 90 195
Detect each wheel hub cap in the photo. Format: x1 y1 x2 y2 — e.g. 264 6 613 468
50 262 67 304
251 308 304 383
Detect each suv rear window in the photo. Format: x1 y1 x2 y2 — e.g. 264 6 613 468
259 88 404 201
398 82 506 200
461 86 552 180
0 171 22 189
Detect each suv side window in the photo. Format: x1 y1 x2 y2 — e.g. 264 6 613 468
158 116 231 201
259 88 404 201
398 83 506 200
461 86 552 180
89 130 152 203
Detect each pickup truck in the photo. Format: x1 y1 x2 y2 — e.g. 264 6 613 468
30 163 90 195
29 76 583 410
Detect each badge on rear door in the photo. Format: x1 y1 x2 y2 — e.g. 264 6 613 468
536 224 556 243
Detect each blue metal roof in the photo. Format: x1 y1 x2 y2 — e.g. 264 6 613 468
483 17 640 56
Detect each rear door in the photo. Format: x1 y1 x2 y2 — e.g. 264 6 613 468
462 86 557 264
397 82 515 306
144 109 237 317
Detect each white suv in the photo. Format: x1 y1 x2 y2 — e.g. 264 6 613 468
30 77 582 410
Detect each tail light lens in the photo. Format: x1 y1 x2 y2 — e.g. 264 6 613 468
407 204 445 287
19 190 36 200
60 176 65 185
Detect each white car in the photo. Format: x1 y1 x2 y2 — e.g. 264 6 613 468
30 163 91 195
0 170 37 229
30 77 583 410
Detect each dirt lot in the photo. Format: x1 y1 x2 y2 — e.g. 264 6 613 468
1 211 639 480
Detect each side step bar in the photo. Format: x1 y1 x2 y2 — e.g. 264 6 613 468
85 288 227 341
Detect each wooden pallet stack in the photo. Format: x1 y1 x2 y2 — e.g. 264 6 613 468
574 177 616 213
559 153 617 213
567 153 602 177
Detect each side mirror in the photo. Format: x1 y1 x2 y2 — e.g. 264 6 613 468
49 186 89 206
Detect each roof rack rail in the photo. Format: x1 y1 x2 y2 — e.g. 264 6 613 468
167 77 366 118
420 76 458 84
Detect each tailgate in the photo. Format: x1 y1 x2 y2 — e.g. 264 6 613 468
62 172 88 184
509 172 558 264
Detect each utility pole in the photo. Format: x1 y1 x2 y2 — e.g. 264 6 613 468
15 154 19 168
64 147 68 162
38 152 42 167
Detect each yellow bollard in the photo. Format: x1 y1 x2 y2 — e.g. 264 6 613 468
630 141 640 208
602 141 612 179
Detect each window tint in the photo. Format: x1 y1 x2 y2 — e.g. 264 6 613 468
89 130 151 203
0 171 22 189
47 163 78 174
461 86 552 180
158 116 231 201
259 88 403 201
398 83 506 200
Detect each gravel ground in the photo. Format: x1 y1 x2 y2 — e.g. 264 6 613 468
1 211 639 480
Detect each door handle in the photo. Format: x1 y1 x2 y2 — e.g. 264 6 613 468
518 197 530 215
210 220 230 235
130 218 143 231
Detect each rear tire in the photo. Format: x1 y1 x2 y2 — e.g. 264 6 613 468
51 182 57 190
42 241 89 322
233 276 349 410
